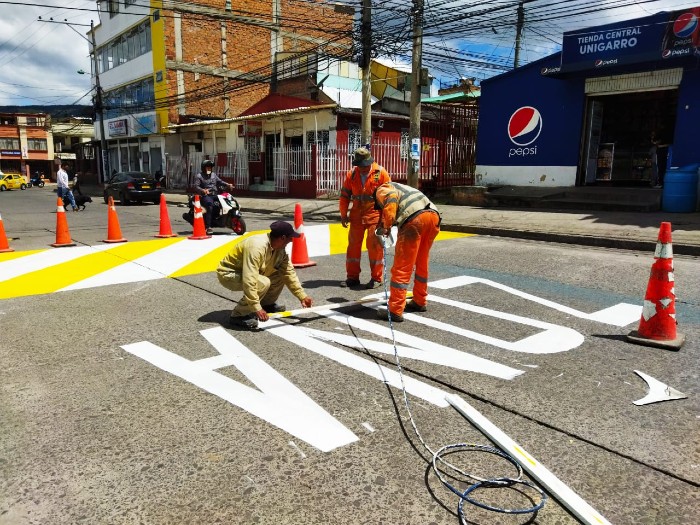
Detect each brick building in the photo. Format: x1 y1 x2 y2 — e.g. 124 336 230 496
0 113 52 180
90 0 353 182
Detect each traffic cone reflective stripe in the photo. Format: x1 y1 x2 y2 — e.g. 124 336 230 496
51 197 76 247
0 212 14 253
188 195 211 240
627 222 685 350
155 194 177 238
103 196 127 243
291 202 316 268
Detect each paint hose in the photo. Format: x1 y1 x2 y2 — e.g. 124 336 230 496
376 244 547 521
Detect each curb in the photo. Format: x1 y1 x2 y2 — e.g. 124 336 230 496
447 226 700 256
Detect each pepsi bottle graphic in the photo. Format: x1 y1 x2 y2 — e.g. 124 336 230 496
661 8 700 56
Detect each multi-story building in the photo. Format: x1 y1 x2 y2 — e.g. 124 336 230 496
90 0 353 182
0 113 52 179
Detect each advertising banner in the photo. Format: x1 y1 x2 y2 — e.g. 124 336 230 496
559 7 700 73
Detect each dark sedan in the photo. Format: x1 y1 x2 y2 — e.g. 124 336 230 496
103 171 162 205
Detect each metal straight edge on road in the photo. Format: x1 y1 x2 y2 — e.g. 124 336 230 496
445 394 612 525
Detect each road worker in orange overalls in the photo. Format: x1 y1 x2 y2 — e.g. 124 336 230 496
372 182 441 322
338 147 391 289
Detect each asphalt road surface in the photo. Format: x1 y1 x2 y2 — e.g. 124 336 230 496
1 189 699 524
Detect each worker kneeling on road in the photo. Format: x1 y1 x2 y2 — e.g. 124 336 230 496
217 220 314 331
339 147 391 290
373 182 441 323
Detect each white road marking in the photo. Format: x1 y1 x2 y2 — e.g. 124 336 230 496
264 319 452 407
60 236 236 291
429 275 642 327
122 327 358 452
0 244 118 283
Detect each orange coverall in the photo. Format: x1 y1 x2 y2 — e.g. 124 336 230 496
338 163 391 282
375 182 441 316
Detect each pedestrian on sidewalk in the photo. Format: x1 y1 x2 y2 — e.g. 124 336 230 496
56 162 78 212
217 220 314 331
339 147 391 290
373 182 441 323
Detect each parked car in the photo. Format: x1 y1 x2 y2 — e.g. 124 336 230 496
0 173 28 191
103 171 162 205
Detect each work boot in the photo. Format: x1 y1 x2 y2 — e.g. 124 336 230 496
229 314 259 331
206 228 214 235
376 306 404 322
404 300 427 312
365 279 383 289
340 278 361 288
262 303 286 313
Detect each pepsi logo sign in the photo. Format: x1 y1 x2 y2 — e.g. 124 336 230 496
507 106 542 147
673 12 698 38
662 49 672 59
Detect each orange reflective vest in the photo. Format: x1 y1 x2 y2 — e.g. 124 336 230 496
339 163 390 224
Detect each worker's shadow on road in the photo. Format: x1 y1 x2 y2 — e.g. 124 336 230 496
298 278 345 289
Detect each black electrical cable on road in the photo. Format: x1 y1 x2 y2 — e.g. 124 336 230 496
374 229 547 522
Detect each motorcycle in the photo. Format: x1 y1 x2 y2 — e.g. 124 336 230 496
29 174 45 188
182 192 247 235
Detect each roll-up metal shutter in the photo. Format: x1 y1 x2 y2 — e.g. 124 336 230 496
585 68 683 95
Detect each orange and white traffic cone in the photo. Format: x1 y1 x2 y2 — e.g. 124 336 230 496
188 195 211 240
627 222 685 350
51 197 76 248
155 194 177 238
0 212 14 253
103 196 127 243
291 202 316 268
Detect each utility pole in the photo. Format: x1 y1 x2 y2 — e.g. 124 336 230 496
360 0 372 146
514 1 525 68
90 20 109 183
407 0 423 189
37 17 109 182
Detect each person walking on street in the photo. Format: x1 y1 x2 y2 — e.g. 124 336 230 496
56 162 78 212
72 172 82 195
339 147 391 289
372 182 441 322
193 159 234 235
217 220 314 331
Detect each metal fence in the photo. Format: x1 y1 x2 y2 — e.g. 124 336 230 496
165 127 475 196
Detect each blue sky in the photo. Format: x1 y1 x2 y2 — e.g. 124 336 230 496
0 0 697 106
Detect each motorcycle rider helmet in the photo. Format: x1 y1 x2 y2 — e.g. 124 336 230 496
201 159 215 175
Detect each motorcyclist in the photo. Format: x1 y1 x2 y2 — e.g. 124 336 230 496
193 159 234 234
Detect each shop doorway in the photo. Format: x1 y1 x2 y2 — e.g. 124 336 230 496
580 89 677 186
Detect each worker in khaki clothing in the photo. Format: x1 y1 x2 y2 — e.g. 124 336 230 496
217 221 313 331
339 147 391 289
372 182 441 322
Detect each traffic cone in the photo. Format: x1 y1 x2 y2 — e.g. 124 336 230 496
103 196 127 243
51 197 76 248
627 222 685 350
188 195 211 240
291 202 316 268
0 212 14 253
155 194 177 238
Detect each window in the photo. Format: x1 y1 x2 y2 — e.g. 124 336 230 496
108 0 120 17
400 129 409 160
348 124 361 153
26 117 45 126
0 138 20 149
306 130 329 150
27 139 48 151
245 135 261 162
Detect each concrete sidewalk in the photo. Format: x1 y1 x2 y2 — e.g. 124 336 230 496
81 184 700 255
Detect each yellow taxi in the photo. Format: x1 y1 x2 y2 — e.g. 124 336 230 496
0 173 28 191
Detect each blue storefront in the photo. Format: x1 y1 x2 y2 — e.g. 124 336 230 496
476 7 700 196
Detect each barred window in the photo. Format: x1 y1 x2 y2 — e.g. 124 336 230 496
348 124 361 152
306 130 329 148
400 129 410 160
246 135 261 162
